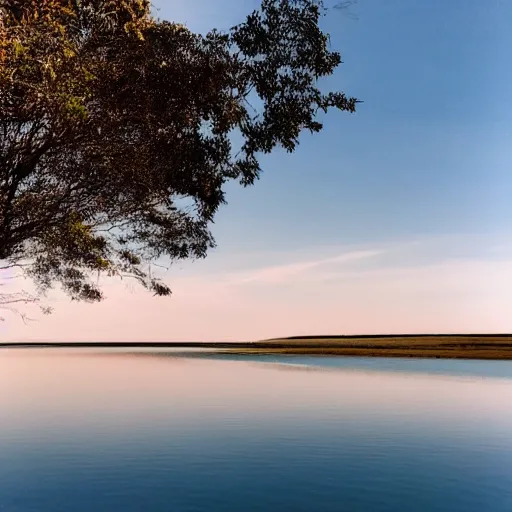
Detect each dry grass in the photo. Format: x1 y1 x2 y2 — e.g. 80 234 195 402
227 335 512 360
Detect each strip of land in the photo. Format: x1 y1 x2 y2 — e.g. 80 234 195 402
228 335 512 360
2 335 512 360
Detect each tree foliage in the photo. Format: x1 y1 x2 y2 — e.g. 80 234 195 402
0 0 357 304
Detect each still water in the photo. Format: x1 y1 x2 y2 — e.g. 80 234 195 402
1 349 512 511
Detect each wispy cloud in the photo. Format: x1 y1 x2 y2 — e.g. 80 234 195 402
228 249 385 285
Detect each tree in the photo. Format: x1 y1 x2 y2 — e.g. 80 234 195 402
0 0 358 307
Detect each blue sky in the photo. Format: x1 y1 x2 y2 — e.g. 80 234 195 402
3 0 512 341
166 0 512 256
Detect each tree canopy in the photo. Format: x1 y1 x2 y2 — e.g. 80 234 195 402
0 0 357 306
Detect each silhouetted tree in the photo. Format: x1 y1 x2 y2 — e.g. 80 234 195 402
0 0 358 305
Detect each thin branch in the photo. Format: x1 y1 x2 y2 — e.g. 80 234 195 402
0 262 29 270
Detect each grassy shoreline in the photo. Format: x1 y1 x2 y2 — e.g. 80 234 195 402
2 335 512 360
226 335 512 360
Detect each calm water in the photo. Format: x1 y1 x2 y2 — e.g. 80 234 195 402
2 349 512 511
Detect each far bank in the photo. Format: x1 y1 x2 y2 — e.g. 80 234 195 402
226 335 512 360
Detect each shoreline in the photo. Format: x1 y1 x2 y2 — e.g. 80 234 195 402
224 347 512 360
2 335 512 360
227 335 512 360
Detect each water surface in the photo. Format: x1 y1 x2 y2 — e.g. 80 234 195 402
1 349 512 511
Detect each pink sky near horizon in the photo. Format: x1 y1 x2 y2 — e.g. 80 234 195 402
2 235 512 342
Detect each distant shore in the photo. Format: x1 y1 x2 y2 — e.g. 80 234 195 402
226 335 512 360
2 335 512 360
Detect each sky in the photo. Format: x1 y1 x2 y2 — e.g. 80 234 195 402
2 0 512 341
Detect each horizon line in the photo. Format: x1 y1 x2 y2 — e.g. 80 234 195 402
2 333 512 348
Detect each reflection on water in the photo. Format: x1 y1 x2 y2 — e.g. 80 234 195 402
1 349 512 511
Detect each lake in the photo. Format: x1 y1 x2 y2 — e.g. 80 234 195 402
1 349 512 511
